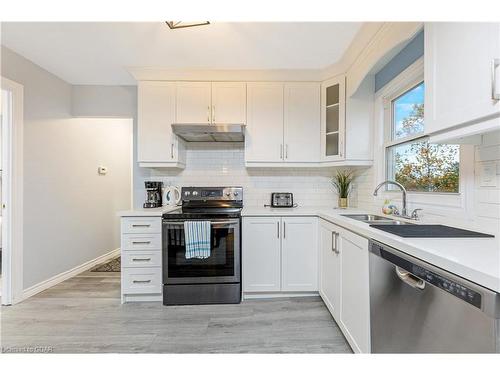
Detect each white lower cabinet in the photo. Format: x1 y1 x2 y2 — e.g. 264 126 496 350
120 216 163 303
242 216 318 293
242 216 281 292
319 218 371 353
319 220 341 321
281 216 318 291
339 228 370 353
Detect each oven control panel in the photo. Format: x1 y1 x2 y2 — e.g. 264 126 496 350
182 187 243 201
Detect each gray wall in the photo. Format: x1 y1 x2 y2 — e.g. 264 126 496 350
1 46 133 289
375 30 424 92
71 84 149 209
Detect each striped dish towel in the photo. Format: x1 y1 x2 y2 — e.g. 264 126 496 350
184 221 211 259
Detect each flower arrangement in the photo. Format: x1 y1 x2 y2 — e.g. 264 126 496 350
331 170 354 208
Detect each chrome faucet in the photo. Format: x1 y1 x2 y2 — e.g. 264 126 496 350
373 180 408 218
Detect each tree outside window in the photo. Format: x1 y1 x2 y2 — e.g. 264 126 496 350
387 82 460 193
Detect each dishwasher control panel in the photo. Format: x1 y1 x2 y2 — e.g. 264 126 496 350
411 265 482 309
373 242 483 309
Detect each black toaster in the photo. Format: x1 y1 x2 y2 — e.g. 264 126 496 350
271 193 294 208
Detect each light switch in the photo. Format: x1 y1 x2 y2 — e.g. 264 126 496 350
479 161 497 187
98 166 108 175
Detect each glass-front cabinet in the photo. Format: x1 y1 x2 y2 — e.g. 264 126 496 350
321 75 346 161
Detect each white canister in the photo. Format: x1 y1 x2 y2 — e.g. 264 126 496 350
163 186 181 206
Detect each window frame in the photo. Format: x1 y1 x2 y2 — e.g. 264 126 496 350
373 57 474 216
382 65 461 195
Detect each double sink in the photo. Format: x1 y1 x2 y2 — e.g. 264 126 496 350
341 214 415 226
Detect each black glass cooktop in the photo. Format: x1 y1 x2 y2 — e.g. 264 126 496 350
369 224 494 238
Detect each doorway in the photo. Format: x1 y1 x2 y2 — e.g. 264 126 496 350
1 77 24 305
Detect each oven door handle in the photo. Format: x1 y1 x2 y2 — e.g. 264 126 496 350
163 220 240 227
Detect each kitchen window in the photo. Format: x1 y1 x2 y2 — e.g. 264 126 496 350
384 81 460 193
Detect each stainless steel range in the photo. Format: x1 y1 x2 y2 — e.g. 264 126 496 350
162 186 243 305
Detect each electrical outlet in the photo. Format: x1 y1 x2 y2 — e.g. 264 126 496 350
479 161 497 187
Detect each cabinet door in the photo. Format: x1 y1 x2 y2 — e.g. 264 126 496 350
281 217 318 291
339 229 370 353
319 220 341 321
211 82 246 123
321 75 346 161
284 83 321 163
176 82 212 123
242 217 281 292
245 83 284 162
425 22 500 134
138 81 177 163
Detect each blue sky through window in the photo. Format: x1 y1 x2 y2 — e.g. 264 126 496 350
393 82 425 139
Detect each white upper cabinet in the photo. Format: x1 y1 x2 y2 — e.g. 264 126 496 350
176 82 246 124
246 82 321 165
211 82 246 124
245 83 285 162
137 81 185 168
176 82 212 123
321 75 346 161
281 217 318 291
284 83 321 163
425 23 500 134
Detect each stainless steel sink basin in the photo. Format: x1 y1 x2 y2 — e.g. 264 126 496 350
342 214 391 221
341 214 415 225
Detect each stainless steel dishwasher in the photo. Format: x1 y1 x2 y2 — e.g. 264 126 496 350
369 240 500 353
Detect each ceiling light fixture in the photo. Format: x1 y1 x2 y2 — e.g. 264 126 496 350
165 21 210 29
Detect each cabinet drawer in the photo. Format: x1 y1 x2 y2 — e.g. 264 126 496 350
122 267 162 294
122 251 161 268
121 217 161 234
121 233 161 251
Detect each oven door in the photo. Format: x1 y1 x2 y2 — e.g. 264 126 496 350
162 219 241 284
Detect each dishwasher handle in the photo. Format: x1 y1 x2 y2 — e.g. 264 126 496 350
395 266 425 290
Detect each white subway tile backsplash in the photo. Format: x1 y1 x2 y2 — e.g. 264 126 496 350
146 143 339 208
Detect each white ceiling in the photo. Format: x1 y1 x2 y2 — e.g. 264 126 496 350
1 22 362 85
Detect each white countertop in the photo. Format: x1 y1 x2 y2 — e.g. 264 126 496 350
242 206 500 293
117 205 180 217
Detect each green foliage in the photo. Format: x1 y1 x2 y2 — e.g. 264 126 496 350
396 103 424 138
392 104 459 193
332 170 354 198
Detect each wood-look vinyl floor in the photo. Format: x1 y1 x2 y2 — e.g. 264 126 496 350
0 270 352 353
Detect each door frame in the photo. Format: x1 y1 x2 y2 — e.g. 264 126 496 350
1 77 24 305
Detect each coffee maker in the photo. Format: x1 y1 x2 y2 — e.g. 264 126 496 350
143 181 163 208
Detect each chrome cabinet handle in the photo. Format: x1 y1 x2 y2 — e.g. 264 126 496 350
285 144 288 159
207 106 211 122
132 258 151 262
132 241 151 245
277 221 280 238
133 279 152 284
283 221 286 239
493 58 500 100
280 144 283 159
212 106 215 122
171 143 174 159
331 232 339 254
132 224 150 228
395 267 425 290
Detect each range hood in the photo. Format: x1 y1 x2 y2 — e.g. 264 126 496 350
172 123 246 142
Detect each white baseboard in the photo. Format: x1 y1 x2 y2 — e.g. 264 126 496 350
21 248 120 301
